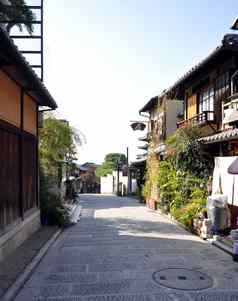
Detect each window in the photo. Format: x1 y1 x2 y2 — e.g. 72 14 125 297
216 72 230 101
231 71 238 95
199 86 214 121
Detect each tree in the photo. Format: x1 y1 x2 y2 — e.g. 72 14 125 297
96 153 127 177
39 116 83 181
0 0 36 34
39 116 84 225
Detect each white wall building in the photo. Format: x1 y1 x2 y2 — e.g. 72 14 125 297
100 170 137 195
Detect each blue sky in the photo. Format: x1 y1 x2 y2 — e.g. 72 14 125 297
39 0 238 164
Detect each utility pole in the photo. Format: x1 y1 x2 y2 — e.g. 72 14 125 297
126 147 130 195
116 159 120 196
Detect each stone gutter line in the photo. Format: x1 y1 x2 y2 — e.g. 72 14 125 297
150 206 235 257
2 228 62 301
212 239 233 256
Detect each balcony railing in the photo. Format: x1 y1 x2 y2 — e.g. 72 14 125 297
177 111 215 128
224 93 238 110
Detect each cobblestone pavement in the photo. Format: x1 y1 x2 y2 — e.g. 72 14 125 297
15 195 238 301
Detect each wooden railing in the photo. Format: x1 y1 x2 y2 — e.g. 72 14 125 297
177 111 215 128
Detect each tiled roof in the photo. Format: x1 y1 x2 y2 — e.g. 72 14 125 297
139 96 158 113
199 128 238 144
139 34 238 114
165 46 223 95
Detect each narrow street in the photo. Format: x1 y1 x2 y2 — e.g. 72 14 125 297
15 195 238 301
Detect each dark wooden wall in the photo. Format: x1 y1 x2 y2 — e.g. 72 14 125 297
0 123 20 231
0 120 37 232
23 134 37 213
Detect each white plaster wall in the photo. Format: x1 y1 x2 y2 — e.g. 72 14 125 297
212 156 238 206
100 171 132 195
166 100 183 137
100 174 114 194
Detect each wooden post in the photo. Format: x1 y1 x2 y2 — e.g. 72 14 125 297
19 88 24 219
36 105 39 207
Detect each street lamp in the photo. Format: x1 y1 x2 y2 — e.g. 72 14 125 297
130 121 147 131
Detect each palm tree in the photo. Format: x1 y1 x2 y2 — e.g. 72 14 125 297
0 0 36 34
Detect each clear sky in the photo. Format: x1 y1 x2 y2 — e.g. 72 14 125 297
38 0 238 164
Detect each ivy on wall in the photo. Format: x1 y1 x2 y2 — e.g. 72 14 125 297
142 102 213 229
142 150 159 200
142 101 162 201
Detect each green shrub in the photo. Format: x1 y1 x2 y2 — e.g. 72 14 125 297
40 168 70 227
166 126 213 179
142 121 211 231
157 160 178 211
41 193 70 227
142 152 159 201
169 178 207 229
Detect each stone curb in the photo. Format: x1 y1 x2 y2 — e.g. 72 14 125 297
2 228 62 301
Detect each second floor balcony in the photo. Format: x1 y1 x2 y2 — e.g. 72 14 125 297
177 111 215 128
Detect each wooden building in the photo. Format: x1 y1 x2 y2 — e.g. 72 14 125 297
0 27 57 261
78 163 100 193
137 95 183 209
168 34 238 156
166 34 238 229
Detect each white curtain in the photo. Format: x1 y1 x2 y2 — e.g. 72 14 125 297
212 156 238 206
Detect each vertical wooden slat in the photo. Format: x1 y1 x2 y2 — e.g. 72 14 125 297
19 88 24 219
22 135 37 212
36 105 39 207
0 122 20 230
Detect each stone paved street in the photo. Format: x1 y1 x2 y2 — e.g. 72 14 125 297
15 195 238 301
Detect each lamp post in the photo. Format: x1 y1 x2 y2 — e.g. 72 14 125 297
116 159 121 196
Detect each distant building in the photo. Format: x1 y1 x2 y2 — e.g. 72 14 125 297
78 162 100 193
100 170 137 195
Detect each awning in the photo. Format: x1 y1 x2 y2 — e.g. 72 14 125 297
199 128 238 144
138 144 148 150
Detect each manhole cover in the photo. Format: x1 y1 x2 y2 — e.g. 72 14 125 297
152 268 213 290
